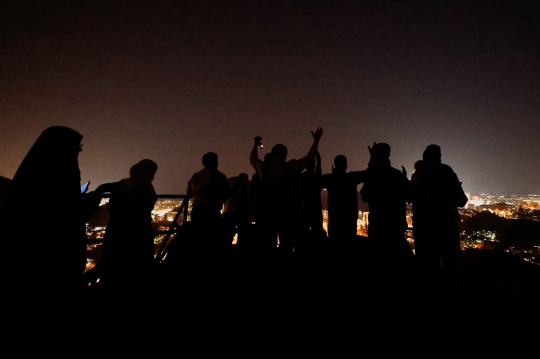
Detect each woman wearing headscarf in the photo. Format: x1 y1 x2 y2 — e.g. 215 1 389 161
97 159 158 288
0 126 87 291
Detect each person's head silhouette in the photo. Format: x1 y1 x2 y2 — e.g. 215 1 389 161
371 143 391 166
271 144 288 162
333 155 347 173
423 144 441 164
202 152 218 169
414 160 425 171
373 143 390 159
130 159 158 183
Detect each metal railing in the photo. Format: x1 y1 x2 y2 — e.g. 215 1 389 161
86 194 190 265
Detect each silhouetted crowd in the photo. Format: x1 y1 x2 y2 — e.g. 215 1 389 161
0 126 468 296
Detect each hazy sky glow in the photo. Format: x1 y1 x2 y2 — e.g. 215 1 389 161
1 1 539 194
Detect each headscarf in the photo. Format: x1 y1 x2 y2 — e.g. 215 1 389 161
0 126 85 289
10 126 82 198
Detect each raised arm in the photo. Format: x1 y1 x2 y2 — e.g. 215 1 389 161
315 152 322 178
294 127 323 173
250 136 264 176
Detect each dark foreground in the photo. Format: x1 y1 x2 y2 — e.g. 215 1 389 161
80 239 540 347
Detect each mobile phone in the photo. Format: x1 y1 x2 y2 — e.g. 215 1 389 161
259 141 264 149
81 181 90 193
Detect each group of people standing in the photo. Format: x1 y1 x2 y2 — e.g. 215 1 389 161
0 125 467 292
187 127 467 286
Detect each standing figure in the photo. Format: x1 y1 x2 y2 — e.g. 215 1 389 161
249 153 273 225
98 159 158 288
0 126 87 291
321 155 367 240
411 145 467 287
361 143 412 259
300 153 323 232
250 128 323 253
187 152 230 226
187 152 231 255
223 173 251 243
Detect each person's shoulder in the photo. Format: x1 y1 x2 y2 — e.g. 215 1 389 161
285 158 299 167
388 166 402 177
441 163 455 173
216 170 229 182
217 170 227 177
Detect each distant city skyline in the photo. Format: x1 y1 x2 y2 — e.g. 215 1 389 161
1 1 539 195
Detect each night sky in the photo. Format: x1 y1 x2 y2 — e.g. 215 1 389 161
1 1 539 195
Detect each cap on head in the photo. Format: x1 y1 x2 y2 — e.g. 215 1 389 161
202 152 218 168
423 144 441 163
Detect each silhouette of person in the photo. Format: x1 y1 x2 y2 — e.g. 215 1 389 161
414 160 425 172
186 152 232 257
411 145 467 287
96 159 158 288
0 126 87 291
0 176 12 210
249 152 273 225
250 128 323 252
187 152 230 226
321 155 367 240
300 152 323 232
360 143 412 260
223 173 251 243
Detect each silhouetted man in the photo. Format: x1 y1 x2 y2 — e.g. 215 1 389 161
300 152 323 232
361 143 412 259
249 153 273 225
223 173 251 242
321 155 367 240
411 144 467 287
250 128 323 252
187 152 230 226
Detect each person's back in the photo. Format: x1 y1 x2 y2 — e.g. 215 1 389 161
321 155 366 239
360 143 411 259
189 167 228 210
411 162 460 221
411 145 467 286
362 165 408 233
249 129 323 252
300 153 323 231
187 152 230 225
263 157 304 219
224 174 251 214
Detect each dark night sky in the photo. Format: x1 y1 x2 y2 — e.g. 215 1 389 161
1 1 539 195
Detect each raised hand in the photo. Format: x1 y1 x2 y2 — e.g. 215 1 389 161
311 127 323 141
368 142 377 155
401 166 407 177
254 136 262 145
